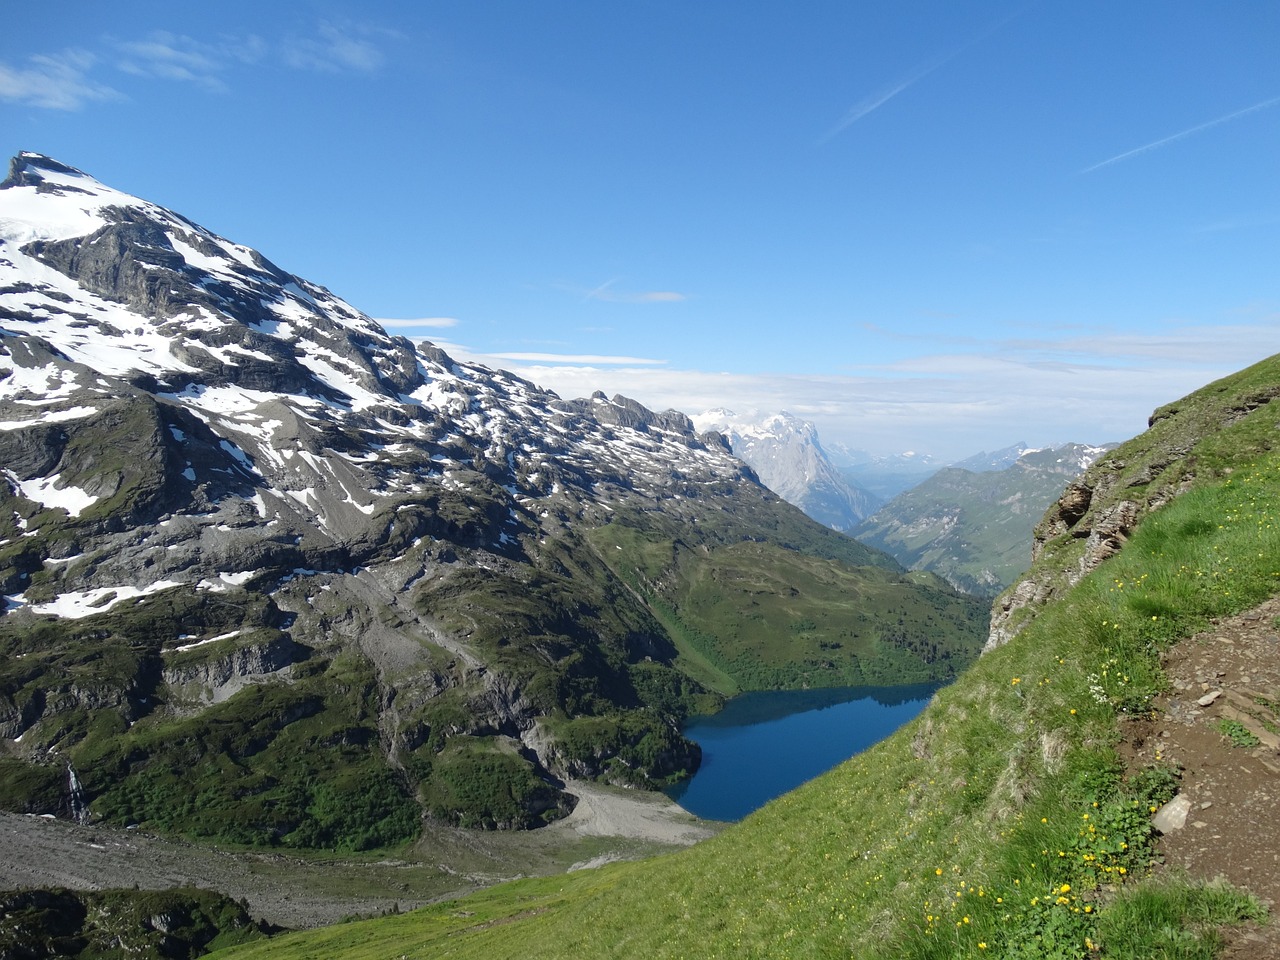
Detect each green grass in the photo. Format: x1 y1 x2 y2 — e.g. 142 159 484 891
70 652 421 851
588 521 987 694
211 448 1280 960
1216 719 1261 749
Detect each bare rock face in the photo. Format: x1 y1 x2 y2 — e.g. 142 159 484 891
986 468 1154 652
1081 499 1143 572
162 634 304 707
691 408 880 531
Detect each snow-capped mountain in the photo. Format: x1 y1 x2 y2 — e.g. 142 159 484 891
691 409 879 530
0 154 984 841
949 442 1037 473
951 442 1114 475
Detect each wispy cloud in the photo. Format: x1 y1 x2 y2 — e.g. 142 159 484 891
113 32 266 93
487 352 668 366
471 321 1280 461
0 50 121 110
818 60 945 144
374 316 459 329
819 8 1024 145
578 279 687 304
282 21 397 73
0 21 396 110
1082 95 1280 173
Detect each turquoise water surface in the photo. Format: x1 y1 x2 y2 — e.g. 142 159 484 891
664 682 940 821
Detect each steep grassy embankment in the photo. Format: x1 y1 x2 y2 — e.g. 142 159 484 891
211 355 1280 959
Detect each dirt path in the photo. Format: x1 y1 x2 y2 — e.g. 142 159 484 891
0 780 716 930
1122 595 1280 957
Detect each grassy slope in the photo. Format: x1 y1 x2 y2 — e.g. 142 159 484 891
213 356 1280 959
588 511 986 696
854 464 1075 596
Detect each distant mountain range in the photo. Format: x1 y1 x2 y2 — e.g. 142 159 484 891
690 409 879 531
825 444 942 501
0 153 987 845
853 442 1116 597
688 411 1111 598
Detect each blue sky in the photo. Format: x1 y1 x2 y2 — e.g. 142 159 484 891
4 2 1280 461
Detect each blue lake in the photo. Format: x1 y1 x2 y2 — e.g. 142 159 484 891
664 682 941 822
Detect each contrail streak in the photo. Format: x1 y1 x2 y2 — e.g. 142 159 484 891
818 6 1029 146
1082 94 1280 173
818 61 944 144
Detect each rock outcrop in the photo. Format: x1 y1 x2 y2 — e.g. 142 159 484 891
985 359 1280 652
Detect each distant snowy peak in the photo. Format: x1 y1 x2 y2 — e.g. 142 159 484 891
691 408 823 452
950 442 1035 473
947 442 1114 475
691 408 878 530
691 409 824 477
1015 442 1116 475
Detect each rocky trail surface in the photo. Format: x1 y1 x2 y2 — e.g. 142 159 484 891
1124 595 1280 958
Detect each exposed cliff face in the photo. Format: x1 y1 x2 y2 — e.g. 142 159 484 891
984 361 1280 652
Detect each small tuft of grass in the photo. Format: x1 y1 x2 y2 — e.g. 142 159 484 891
1096 876 1266 960
1216 718 1261 749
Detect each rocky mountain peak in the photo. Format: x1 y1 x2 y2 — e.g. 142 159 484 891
690 408 879 530
2 152 90 192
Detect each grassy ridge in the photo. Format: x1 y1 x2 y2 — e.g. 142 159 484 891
212 430 1280 958
589 521 986 694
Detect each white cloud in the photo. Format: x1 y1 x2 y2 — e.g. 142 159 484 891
374 316 459 329
578 279 687 303
605 290 686 304
0 50 120 110
488 352 668 366
2 20 390 111
1082 95 1280 173
819 69 934 144
282 21 395 73
998 323 1280 366
819 9 1022 145
113 31 260 92
453 322 1280 462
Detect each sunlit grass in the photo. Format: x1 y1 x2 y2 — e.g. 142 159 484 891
212 453 1280 960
